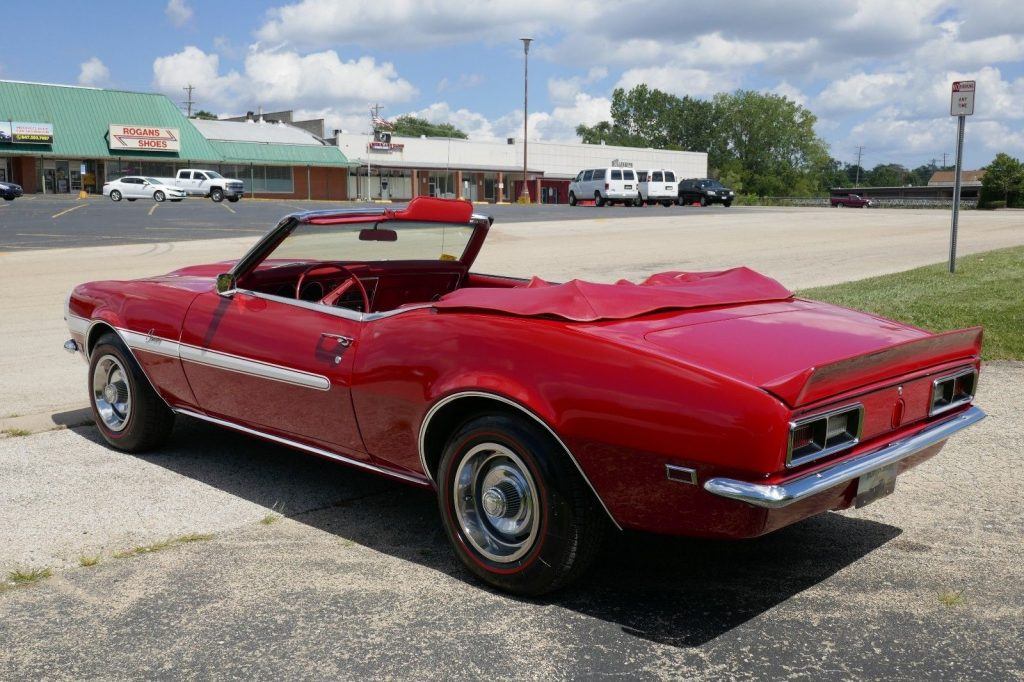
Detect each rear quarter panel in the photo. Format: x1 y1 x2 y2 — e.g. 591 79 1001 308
351 309 791 533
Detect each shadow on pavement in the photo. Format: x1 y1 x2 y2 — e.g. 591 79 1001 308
72 415 901 648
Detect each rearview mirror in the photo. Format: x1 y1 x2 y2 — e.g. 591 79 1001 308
359 228 398 242
216 273 236 295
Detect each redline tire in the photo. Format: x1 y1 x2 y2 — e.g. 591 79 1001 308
89 333 174 452
437 413 605 595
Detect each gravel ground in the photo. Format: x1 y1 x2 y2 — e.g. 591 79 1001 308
0 364 1020 679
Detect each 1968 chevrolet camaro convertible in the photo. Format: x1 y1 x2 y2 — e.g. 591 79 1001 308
64 197 985 594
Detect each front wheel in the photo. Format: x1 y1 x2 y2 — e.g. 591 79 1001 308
437 414 605 595
699 196 708 207
568 192 577 206
227 196 240 203
89 333 174 452
661 200 672 207
153 190 165 202
110 190 122 202
210 188 224 202
723 201 732 208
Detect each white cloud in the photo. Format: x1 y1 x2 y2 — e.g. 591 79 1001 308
77 57 110 87
548 67 607 105
771 81 807 107
616 66 735 98
165 0 193 27
437 73 486 93
816 72 909 112
257 0 566 49
151 46 416 122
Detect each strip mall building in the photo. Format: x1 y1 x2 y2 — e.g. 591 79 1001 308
0 79 707 203
335 133 707 203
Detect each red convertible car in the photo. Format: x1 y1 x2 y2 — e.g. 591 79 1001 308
64 197 984 594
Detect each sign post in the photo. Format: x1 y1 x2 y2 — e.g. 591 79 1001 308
948 80 975 273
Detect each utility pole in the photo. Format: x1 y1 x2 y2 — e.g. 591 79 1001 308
368 104 384 202
854 145 865 185
182 84 195 117
518 38 533 204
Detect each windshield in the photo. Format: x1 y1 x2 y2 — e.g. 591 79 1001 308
702 180 724 189
263 220 477 264
146 177 163 185
204 170 224 179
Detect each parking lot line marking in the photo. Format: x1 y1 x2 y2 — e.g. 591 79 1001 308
221 203 237 214
148 204 159 216
51 203 88 219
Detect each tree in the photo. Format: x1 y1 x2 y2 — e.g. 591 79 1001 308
577 86 831 196
191 110 218 120
981 152 1024 204
391 115 468 139
866 163 908 187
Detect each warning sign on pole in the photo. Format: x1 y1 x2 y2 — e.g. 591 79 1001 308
948 80 976 273
950 80 975 117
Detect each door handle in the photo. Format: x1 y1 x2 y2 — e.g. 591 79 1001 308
321 333 354 348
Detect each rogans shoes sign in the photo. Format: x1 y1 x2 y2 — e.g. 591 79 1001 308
0 121 54 144
108 124 181 151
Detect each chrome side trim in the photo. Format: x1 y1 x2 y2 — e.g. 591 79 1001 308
417 390 623 531
71 314 330 392
704 406 986 509
177 343 330 391
174 408 429 487
82 319 174 411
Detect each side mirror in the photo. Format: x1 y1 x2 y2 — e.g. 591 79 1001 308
359 228 398 242
216 273 236 295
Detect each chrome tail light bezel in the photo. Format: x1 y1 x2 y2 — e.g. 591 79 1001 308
929 368 978 417
786 403 864 469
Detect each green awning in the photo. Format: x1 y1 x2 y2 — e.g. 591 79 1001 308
209 140 355 166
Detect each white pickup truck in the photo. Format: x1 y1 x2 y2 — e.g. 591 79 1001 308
154 169 245 202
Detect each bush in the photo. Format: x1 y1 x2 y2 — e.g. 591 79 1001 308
981 200 1007 210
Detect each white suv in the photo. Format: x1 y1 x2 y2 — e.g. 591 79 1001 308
637 169 677 206
569 167 639 206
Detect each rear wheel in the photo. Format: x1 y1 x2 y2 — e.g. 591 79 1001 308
594 191 605 207
437 413 605 595
661 200 672 207
89 333 174 452
109 190 122 202
568 191 577 206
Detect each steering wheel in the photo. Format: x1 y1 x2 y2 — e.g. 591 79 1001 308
294 262 371 312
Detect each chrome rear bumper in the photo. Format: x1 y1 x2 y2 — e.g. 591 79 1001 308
704 406 985 509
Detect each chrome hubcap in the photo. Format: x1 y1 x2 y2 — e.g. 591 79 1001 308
92 354 131 432
454 443 540 563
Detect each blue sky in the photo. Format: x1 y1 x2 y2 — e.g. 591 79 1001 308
1 0 1022 169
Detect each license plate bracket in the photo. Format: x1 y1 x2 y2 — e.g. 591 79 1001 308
855 463 897 508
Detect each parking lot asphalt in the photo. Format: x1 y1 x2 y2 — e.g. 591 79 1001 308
0 363 1020 679
0 195 769 250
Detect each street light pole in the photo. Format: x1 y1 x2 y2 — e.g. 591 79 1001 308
518 37 533 204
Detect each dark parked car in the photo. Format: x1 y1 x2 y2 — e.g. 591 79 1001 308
831 193 872 208
0 181 23 201
0 129 11 144
678 178 734 207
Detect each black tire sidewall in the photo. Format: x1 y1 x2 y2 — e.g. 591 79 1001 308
88 335 171 451
437 414 587 595
154 191 165 202
211 189 224 202
110 190 121 201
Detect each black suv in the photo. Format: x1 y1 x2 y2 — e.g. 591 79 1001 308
678 178 735 207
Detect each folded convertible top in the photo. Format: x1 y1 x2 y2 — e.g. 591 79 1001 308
433 267 793 321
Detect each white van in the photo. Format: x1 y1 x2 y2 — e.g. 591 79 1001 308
568 167 639 206
637 169 677 206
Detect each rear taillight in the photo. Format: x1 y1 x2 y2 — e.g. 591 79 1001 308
787 404 863 468
929 368 977 416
